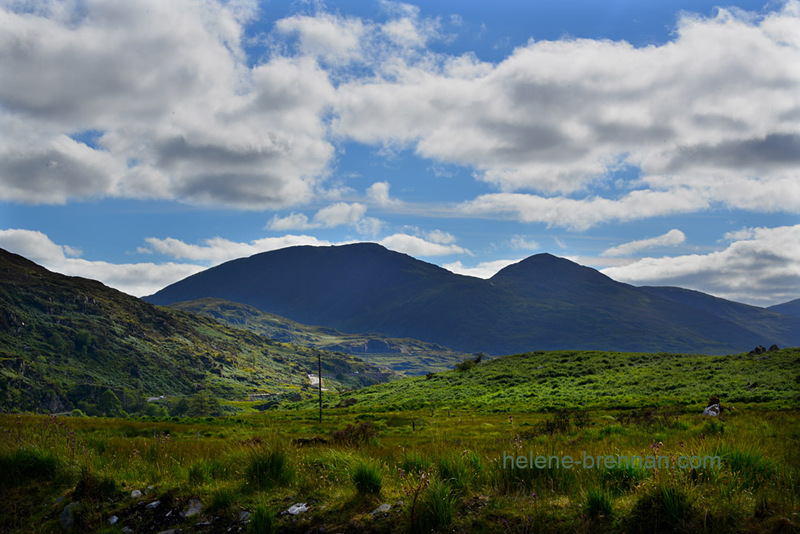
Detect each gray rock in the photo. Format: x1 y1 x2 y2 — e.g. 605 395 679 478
239 510 250 522
702 404 721 417
371 503 391 515
131 490 143 498
60 502 79 531
395 500 404 507
185 498 203 517
287 503 309 515
146 500 161 509
109 515 119 525
122 528 134 534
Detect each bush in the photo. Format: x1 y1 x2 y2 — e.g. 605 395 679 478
245 447 293 490
352 460 382 495
585 488 613 519
72 468 118 501
0 447 60 488
249 503 276 534
413 479 454 533
455 359 475 371
625 485 694 533
332 422 379 447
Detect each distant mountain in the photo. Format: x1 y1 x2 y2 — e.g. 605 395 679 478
170 297 469 375
768 298 800 318
0 248 392 414
145 243 800 355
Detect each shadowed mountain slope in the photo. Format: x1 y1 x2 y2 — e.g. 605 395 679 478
145 243 800 355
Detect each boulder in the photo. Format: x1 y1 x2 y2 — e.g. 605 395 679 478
703 404 721 417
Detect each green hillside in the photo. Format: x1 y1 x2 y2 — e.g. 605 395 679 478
312 348 800 413
170 297 469 375
0 248 394 415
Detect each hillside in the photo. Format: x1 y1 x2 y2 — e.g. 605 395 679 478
170 298 469 375
768 297 800 318
145 243 800 355
0 248 393 414
319 347 800 413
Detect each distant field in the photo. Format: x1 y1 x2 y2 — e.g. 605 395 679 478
298 348 800 413
1 348 799 533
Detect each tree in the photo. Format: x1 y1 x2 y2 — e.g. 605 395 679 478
99 389 126 417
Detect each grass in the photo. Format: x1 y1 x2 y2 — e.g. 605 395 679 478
0 349 799 532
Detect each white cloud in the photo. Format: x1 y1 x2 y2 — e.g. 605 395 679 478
424 229 456 244
314 202 367 227
601 225 800 306
334 3 800 225
366 181 399 206
140 235 335 263
0 229 204 297
602 229 686 257
0 0 334 208
275 13 365 65
443 258 520 278
379 233 468 256
509 236 539 251
267 202 370 230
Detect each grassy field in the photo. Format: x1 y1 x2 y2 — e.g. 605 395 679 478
2 367 799 533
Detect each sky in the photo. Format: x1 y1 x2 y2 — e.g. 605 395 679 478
0 0 798 306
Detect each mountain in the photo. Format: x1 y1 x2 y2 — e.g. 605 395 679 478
145 243 800 355
0 248 393 414
768 298 800 318
169 297 469 375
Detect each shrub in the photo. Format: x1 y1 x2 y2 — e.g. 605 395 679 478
585 488 613 519
72 468 118 501
0 447 60 488
249 503 276 534
625 485 694 533
352 460 382 495
413 479 454 533
455 359 475 371
245 447 293 490
332 422 379 447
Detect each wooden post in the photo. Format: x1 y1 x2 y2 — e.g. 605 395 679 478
317 351 322 423
412 419 415 432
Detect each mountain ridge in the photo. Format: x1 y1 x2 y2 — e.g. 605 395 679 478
145 243 800 355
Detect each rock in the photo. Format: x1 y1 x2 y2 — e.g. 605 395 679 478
156 530 180 534
769 344 779 351
395 500 404 507
287 503 309 515
239 511 250 522
109 515 119 525
185 499 203 517
122 528 134 534
146 500 160 509
60 502 79 531
131 490 143 498
371 504 391 515
703 404 721 417
146 485 154 494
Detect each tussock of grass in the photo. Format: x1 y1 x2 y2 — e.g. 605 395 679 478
352 459 383 495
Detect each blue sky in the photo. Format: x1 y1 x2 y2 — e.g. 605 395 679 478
0 0 798 306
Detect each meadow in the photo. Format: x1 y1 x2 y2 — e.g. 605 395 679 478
1 348 799 533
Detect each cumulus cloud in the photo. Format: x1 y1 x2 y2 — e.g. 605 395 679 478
267 202 372 230
366 181 399 206
379 233 468 256
601 225 800 306
602 229 686 257
275 12 366 65
443 258 521 278
139 235 336 263
334 3 800 225
0 229 204 297
509 236 540 251
0 0 334 208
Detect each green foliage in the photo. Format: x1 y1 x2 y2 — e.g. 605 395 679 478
718 446 777 488
626 485 694 534
412 479 454 533
602 463 648 493
0 447 60 489
585 488 613 519
245 446 293 490
332 421 379 446
72 467 118 501
249 503 276 534
99 389 126 418
352 460 382 495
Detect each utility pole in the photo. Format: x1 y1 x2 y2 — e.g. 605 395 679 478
317 350 322 423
